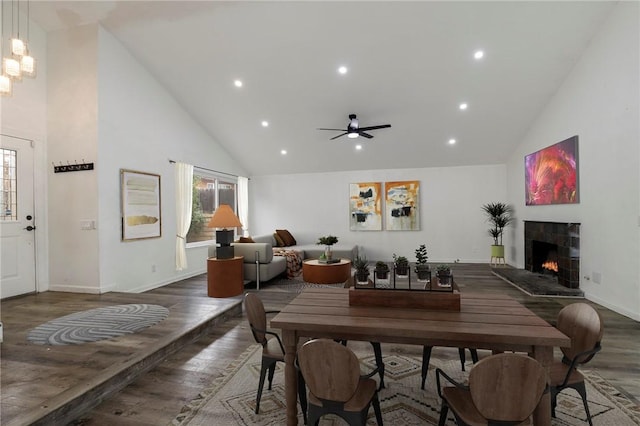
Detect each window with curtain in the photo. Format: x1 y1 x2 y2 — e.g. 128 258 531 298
186 171 238 244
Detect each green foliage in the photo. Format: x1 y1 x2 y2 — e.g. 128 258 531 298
375 261 389 272
414 244 428 265
354 255 369 272
436 264 451 273
482 202 514 245
187 176 207 239
393 253 409 266
317 235 339 246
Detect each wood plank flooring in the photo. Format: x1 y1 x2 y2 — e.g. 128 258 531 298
1 264 638 425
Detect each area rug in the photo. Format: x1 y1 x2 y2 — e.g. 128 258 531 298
170 344 640 425
27 303 170 345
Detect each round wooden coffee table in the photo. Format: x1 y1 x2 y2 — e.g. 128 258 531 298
302 259 351 284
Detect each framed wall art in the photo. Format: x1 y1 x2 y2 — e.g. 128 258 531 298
525 135 579 205
349 182 382 231
385 180 420 231
120 169 161 241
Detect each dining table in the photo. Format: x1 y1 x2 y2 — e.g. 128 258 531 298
271 286 571 426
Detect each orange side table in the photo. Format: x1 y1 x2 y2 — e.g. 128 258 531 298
207 256 244 297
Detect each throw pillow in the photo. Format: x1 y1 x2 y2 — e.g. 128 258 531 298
276 229 297 246
238 236 255 243
273 232 285 247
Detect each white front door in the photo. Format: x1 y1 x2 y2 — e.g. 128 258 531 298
0 134 36 298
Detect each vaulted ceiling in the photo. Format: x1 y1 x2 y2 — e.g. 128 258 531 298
30 1 616 176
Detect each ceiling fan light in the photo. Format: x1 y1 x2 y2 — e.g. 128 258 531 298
0 74 12 96
347 132 359 139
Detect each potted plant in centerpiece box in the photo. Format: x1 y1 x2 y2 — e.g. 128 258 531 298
482 202 514 261
374 261 390 280
414 244 431 281
393 253 409 277
317 235 339 262
354 255 370 284
436 264 452 287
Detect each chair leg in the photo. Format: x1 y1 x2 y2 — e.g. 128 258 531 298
458 347 466 371
438 399 449 426
255 360 271 414
421 346 433 390
573 382 593 426
470 348 479 363
297 370 308 425
372 393 384 426
370 342 385 389
550 387 559 418
267 362 276 390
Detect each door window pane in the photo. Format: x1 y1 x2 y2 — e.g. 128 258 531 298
0 149 17 221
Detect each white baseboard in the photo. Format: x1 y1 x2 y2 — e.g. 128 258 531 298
128 268 207 293
585 293 640 322
48 285 103 294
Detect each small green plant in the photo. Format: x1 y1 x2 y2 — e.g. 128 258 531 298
354 255 369 271
436 264 451 273
375 261 390 272
317 235 339 246
482 202 514 246
415 244 428 266
393 253 409 276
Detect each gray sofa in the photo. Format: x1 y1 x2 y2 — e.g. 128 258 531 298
208 233 358 290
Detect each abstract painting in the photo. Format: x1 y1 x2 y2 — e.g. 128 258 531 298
385 180 420 231
349 182 382 231
525 136 579 205
121 169 161 240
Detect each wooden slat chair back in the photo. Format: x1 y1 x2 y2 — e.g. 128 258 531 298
245 292 268 345
436 353 547 426
298 339 383 426
550 302 604 426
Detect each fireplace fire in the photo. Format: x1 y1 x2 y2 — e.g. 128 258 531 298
541 260 558 273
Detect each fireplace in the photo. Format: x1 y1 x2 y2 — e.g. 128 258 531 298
524 221 580 288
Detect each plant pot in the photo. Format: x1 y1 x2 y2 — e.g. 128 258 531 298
395 264 409 277
437 271 452 287
325 246 333 260
375 270 389 280
491 245 505 258
415 265 431 282
356 271 370 283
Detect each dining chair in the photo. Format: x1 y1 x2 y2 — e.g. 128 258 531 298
550 302 603 426
298 338 384 426
436 352 547 426
244 293 307 423
421 346 479 389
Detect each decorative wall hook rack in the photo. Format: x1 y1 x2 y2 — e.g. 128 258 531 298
53 160 94 173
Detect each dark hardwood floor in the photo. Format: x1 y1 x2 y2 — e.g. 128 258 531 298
1 264 638 425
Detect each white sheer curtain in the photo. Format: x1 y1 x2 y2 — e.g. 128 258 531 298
175 162 194 270
237 176 249 237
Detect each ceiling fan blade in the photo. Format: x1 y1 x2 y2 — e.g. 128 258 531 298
358 124 391 132
359 132 374 139
318 128 347 131
330 133 348 140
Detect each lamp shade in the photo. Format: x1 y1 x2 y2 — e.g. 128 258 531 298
207 204 242 229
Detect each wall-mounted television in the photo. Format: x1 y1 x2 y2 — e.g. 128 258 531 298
525 135 579 206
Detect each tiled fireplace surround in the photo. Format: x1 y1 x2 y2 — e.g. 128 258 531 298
524 221 580 289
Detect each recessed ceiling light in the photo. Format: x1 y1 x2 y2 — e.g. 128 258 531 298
338 66 348 75
234 79 243 88
448 138 457 145
280 149 287 155
474 50 484 60
261 121 269 127
355 144 362 150
459 103 468 110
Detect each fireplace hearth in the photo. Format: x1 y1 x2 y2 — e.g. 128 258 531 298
525 221 580 289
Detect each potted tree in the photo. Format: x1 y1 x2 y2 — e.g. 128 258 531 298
414 244 431 281
374 261 390 280
481 202 514 262
317 235 339 261
436 264 452 287
354 255 370 284
393 253 409 277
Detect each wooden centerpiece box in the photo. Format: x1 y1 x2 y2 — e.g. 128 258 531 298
349 277 460 311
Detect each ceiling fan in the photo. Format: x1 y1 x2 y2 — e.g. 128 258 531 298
318 114 391 140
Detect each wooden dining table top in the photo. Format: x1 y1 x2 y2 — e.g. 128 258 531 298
271 287 570 352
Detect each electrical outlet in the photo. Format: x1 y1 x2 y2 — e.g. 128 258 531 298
592 272 602 284
0 321 3 343
151 264 157 273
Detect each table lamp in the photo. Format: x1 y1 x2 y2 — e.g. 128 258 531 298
207 204 243 259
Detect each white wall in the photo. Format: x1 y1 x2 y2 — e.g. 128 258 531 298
251 165 506 263
47 25 101 293
96 26 247 292
505 2 640 320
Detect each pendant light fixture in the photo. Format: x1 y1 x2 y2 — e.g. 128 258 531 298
18 0 34 77
0 0 13 95
1 0 37 95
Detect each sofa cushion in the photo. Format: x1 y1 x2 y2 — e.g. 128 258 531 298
273 232 285 247
276 229 297 246
232 242 274 264
237 236 255 243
